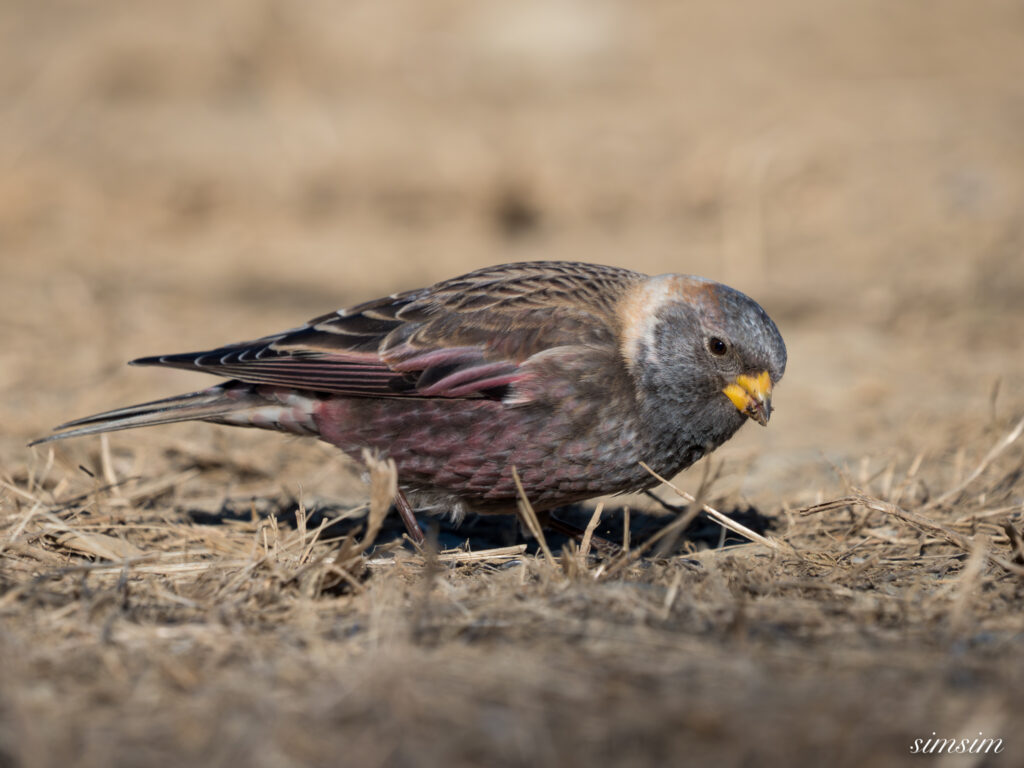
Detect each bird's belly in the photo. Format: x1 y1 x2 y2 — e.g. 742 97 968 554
314 397 660 511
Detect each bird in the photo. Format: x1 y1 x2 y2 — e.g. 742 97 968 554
32 261 786 543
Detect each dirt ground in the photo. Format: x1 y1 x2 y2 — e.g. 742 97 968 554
2 1 1024 766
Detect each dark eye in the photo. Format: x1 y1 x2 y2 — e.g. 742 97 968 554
707 336 729 356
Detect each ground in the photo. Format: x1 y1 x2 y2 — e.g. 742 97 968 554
2 1 1024 766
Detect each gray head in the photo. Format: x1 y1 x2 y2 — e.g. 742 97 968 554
618 274 787 429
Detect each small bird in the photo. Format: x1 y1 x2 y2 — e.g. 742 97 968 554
33 261 786 542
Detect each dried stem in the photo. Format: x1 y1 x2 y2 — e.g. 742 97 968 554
639 462 780 550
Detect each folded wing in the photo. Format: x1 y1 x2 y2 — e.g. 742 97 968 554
132 261 643 402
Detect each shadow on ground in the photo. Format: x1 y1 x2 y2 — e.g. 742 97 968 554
185 496 774 556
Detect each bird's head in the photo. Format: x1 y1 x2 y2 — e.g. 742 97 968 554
619 275 787 429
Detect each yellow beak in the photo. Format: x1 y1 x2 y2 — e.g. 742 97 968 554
722 371 773 427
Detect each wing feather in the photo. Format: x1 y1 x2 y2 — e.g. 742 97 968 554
131 262 643 401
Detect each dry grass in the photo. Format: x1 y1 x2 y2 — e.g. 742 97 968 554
2 417 1023 767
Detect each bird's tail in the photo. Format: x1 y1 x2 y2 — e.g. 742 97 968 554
29 382 321 446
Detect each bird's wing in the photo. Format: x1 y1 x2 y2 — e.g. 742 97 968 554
132 261 644 401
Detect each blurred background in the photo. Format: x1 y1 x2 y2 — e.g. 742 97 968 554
3 0 1024 501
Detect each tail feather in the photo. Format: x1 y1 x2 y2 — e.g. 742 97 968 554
29 384 252 446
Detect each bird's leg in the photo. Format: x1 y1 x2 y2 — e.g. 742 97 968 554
536 510 619 555
393 489 425 545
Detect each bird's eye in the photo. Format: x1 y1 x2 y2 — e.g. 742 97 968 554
707 336 729 356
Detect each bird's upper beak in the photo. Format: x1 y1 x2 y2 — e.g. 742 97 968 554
723 371 773 427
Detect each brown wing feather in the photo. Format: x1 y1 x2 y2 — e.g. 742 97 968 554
132 262 644 400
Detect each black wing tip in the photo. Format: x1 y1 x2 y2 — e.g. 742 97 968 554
129 355 165 367
130 352 211 369
130 348 271 369
27 420 86 447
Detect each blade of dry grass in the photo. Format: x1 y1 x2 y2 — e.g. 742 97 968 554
600 508 705 579
0 477 43 505
0 500 43 557
56 558 248 578
33 509 146 560
366 544 528 567
99 434 120 495
511 466 557 570
114 470 201 505
947 535 989 635
1004 523 1024 564
639 461 780 550
357 450 396 556
578 503 604 559
925 415 1024 511
803 491 1024 576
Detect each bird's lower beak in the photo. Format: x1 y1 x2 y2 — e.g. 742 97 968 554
723 371 773 427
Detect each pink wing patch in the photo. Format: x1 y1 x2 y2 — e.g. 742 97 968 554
133 344 527 400
387 347 523 398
